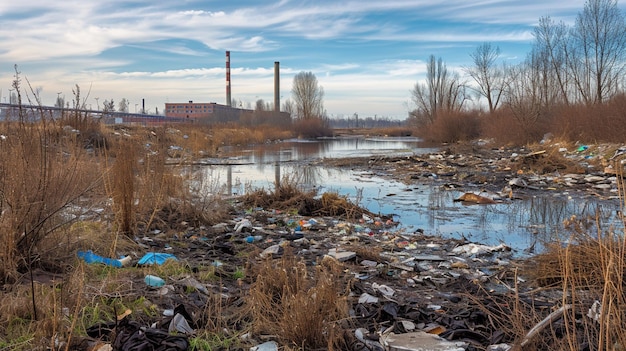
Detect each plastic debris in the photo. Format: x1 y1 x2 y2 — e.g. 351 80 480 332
358 293 379 304
235 218 253 233
452 243 510 256
454 192 497 204
380 331 467 351
77 250 127 268
587 300 602 322
144 275 165 287
327 248 356 262
250 341 279 351
138 252 178 265
168 313 194 334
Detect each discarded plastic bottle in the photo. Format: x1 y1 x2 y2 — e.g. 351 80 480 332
144 274 165 287
245 235 263 243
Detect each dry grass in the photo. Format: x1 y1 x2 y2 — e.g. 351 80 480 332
0 119 102 283
241 182 377 221
511 143 589 175
244 248 352 349
415 110 481 143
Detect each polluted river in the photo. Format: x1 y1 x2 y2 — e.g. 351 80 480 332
193 136 623 254
70 134 626 351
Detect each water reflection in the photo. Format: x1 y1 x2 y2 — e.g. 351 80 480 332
218 137 433 163
197 138 622 252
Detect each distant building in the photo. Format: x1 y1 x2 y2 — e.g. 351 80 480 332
164 101 241 123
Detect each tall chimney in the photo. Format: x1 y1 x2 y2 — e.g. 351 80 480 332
274 61 280 112
226 51 231 107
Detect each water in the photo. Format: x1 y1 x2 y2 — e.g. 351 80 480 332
196 137 622 252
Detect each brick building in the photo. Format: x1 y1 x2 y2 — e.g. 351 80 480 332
164 101 241 123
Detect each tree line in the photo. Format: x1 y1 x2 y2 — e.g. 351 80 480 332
409 0 626 143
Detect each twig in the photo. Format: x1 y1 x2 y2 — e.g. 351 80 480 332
519 304 572 348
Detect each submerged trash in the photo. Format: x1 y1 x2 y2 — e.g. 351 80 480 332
454 192 497 204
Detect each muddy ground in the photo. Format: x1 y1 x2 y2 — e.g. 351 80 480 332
72 141 625 350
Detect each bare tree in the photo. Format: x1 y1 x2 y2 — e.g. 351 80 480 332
503 59 545 134
533 16 572 105
465 43 506 113
282 98 295 117
411 55 468 124
255 99 266 111
118 98 129 113
102 99 115 114
292 71 324 120
570 0 626 104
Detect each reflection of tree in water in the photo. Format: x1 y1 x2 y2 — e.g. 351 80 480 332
276 164 323 192
426 186 458 232
516 196 619 244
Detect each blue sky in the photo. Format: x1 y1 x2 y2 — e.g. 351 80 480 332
0 0 621 119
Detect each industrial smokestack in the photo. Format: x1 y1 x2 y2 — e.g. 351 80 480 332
274 61 280 112
226 51 232 107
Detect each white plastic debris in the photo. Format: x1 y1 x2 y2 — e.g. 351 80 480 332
358 293 379 304
587 300 602 322
250 341 278 351
234 219 253 233
372 283 395 297
452 243 509 256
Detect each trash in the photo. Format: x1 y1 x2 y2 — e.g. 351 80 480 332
587 300 602 322
144 274 165 287
138 252 178 265
487 344 512 351
118 256 132 267
355 328 384 351
577 145 589 152
77 250 126 268
250 341 279 351
168 313 194 334
372 283 395 297
178 276 209 295
452 243 510 256
260 244 283 258
358 293 379 304
326 248 356 262
454 192 497 204
246 235 263 243
235 218 253 233
113 317 188 351
380 331 467 351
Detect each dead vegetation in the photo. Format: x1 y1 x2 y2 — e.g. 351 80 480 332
244 248 352 349
241 183 380 221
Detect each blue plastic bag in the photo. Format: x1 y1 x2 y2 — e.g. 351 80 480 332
77 250 123 268
138 252 178 265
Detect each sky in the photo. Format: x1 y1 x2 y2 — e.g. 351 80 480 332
1 0 624 119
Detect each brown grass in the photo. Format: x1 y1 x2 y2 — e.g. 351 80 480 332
292 117 332 138
241 182 378 221
244 248 352 349
417 110 481 143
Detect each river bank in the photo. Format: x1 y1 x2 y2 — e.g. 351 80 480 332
3 128 625 350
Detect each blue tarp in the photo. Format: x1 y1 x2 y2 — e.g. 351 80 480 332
138 252 178 265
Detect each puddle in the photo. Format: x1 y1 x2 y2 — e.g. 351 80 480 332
194 137 622 253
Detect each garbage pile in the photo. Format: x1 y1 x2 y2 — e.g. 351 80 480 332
75 205 542 351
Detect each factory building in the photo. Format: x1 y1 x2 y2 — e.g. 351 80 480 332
164 101 241 122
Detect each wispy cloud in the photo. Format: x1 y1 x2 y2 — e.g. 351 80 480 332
1 0 623 118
